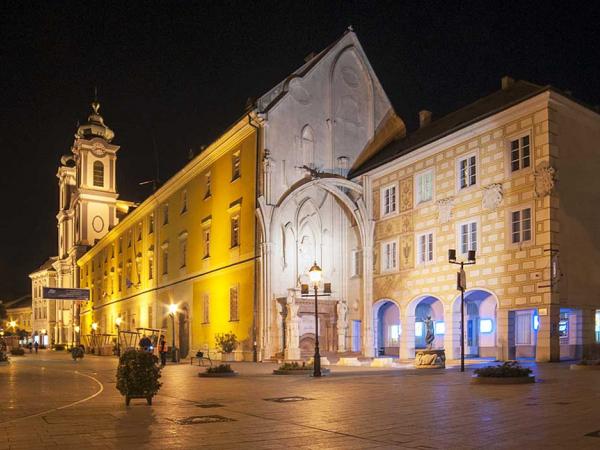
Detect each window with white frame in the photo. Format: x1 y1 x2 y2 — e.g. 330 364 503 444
458 154 476 189
351 249 362 277
204 172 211 199
161 244 169 274
229 286 239 321
381 184 397 217
230 216 240 248
510 135 531 172
511 207 532 244
179 237 187 268
203 227 211 258
459 221 477 255
415 170 434 204
381 240 397 272
232 151 241 180
417 232 434 264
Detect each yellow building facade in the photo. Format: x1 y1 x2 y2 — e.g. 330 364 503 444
78 117 258 360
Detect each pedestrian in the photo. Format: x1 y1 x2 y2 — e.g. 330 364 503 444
139 334 152 352
34 341 39 354
28 342 32 353
158 335 167 367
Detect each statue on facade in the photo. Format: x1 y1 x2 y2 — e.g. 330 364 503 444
336 301 348 352
424 315 435 349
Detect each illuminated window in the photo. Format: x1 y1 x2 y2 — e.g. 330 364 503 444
480 319 493 333
515 312 532 345
458 154 476 190
511 208 532 244
381 240 397 272
232 151 241 181
230 216 240 248
595 310 600 343
203 228 210 258
417 232 434 264
205 172 211 199
389 325 400 344
162 204 169 225
229 286 239 321
148 214 154 234
181 190 188 214
148 255 154 280
415 321 424 337
93 161 104 187
510 135 531 172
381 184 397 217
415 169 434 204
435 321 445 335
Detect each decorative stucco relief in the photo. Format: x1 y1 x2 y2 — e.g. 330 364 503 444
400 234 413 270
401 213 413 233
373 275 395 301
436 197 454 224
400 177 413 212
482 183 503 210
534 162 556 197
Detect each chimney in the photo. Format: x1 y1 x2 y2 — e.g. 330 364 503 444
419 110 432 128
501 76 515 90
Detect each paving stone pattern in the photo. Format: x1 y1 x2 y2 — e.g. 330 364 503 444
0 352 599 449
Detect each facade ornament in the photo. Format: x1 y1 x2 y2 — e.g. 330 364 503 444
534 162 556 197
482 183 503 210
436 197 454 224
263 149 272 172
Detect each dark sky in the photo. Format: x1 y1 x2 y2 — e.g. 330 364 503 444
1 1 599 299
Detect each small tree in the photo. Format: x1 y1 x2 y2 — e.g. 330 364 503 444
116 349 162 405
215 332 238 354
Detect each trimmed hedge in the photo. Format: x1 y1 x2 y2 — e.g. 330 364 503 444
474 361 532 378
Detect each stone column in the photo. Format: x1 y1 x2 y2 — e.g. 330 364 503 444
496 309 513 361
581 308 597 359
400 308 415 360
361 245 374 357
261 241 273 359
336 301 348 352
536 305 560 362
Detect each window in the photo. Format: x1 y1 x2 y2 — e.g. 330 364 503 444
232 151 241 180
179 238 187 268
415 321 424 337
458 154 476 189
511 208 532 244
127 230 132 248
381 240 397 272
205 172 211 199
515 312 532 345
203 228 210 258
417 232 434 264
230 216 240 248
93 161 104 187
148 255 154 280
181 190 188 214
137 223 142 241
148 214 154 234
203 294 210 324
595 310 600 343
351 249 361 277
118 238 122 254
510 135 531 172
118 272 122 291
301 125 314 166
415 170 434 204
480 318 494 333
162 204 169 225
229 286 239 321
459 221 477 255
389 325 400 344
435 322 446 335
381 184 397 217
162 247 169 274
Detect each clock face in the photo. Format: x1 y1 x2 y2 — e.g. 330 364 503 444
92 215 104 233
91 146 106 157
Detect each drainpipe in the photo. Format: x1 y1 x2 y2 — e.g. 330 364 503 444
248 111 261 362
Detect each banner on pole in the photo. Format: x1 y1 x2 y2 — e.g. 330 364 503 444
43 287 90 301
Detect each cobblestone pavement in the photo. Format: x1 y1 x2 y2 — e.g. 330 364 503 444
1 352 599 449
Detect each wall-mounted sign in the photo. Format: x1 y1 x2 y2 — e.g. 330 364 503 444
42 287 90 301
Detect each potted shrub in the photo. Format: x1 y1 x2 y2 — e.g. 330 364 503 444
71 346 85 361
199 363 238 377
116 349 162 405
10 347 25 356
273 361 313 375
472 361 534 384
215 332 238 362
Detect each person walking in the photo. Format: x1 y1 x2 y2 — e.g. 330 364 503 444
158 335 167 367
34 341 39 354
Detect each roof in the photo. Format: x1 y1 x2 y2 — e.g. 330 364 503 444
31 256 58 274
4 295 32 310
349 80 549 177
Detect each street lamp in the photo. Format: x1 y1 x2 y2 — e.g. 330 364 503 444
308 261 322 378
41 328 47 347
169 304 178 363
115 317 122 356
8 320 16 329
448 249 476 373
91 322 98 332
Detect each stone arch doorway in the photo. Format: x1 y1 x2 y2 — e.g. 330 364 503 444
452 289 498 358
373 299 400 357
178 305 190 359
408 295 445 352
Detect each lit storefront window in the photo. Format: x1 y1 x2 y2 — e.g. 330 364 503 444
480 318 494 333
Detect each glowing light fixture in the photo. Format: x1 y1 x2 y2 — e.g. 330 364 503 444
91 322 98 331
435 321 446 335
480 319 494 333
74 325 80 333
168 303 177 315
9 320 16 328
115 317 122 327
533 314 540 331
308 262 322 286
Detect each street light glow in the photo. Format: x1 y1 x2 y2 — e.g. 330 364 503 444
91 322 98 331
9 320 16 328
115 316 122 327
309 261 322 285
168 303 177 315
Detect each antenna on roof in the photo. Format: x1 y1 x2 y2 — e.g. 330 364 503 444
139 134 162 192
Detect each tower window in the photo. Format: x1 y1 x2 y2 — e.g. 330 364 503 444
93 161 104 187
232 151 241 181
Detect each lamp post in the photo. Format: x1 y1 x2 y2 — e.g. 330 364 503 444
308 262 322 378
41 328 47 348
115 317 122 356
169 304 178 363
448 249 476 373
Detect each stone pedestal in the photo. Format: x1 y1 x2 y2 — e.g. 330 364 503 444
414 349 446 369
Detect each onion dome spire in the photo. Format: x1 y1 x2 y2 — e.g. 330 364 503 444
76 89 115 142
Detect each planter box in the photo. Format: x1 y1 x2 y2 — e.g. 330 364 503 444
125 394 154 406
221 352 235 362
471 376 535 385
570 363 600 371
198 371 238 378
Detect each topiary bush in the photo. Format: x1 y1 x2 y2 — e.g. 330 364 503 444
278 361 313 370
116 349 161 404
206 364 234 374
215 332 238 354
10 347 25 356
474 361 532 378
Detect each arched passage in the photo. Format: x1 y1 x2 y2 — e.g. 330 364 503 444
373 299 400 357
451 289 498 358
412 296 445 350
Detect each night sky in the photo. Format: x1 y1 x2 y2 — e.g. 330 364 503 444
1 1 599 299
